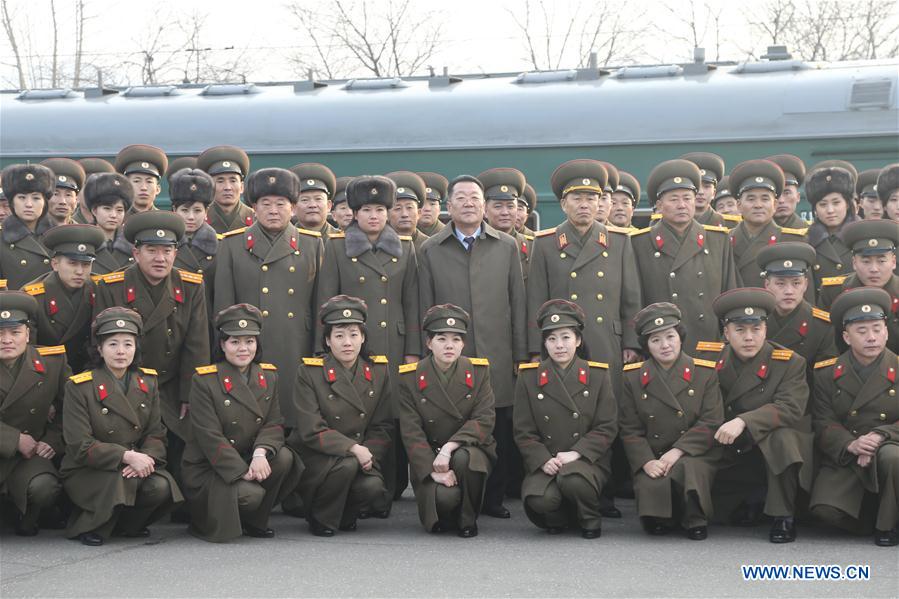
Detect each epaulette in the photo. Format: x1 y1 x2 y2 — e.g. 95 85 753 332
630 227 651 236
330 232 346 239
694 359 717 368
195 365 218 375
518 362 539 371
371 355 389 364
215 233 225 241
398 235 413 241
722 214 743 223
780 226 808 236
696 341 724 353
90 274 103 283
297 227 321 237
771 349 794 361
302 357 324 366
0 279 6 290
812 307 831 323
23 282 45 296
822 276 846 286
469 357 490 366
606 225 630 235
623 362 643 371
650 213 662 220
260 363 277 370
588 361 609 369
220 227 246 238
522 234 534 241
139 367 158 376
535 227 557 238
702 224 729 233
37 345 65 356
100 271 125 284
70 371 93 384
178 269 203 284
398 362 418 374
814 357 838 369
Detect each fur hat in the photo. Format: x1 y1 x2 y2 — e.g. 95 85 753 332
876 163 899 205
169 168 214 207
83 172 134 211
245 168 300 204
805 167 855 207
346 175 396 211
1 163 55 201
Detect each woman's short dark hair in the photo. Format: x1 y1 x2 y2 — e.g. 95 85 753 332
539 326 590 361
85 333 143 372
447 175 484 198
637 324 688 356
322 322 374 362
212 332 264 365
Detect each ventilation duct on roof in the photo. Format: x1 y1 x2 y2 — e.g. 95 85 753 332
16 88 79 100
200 83 260 96
848 78 893 109
344 78 406 90
122 86 181 97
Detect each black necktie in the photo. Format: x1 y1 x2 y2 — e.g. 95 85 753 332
464 236 475 252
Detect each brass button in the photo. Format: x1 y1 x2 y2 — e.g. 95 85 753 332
850 410 857 416
359 276 365 283
101 408 109 415
43 259 50 264
687 389 694 396
537 393 544 400
652 434 660 439
544 415 550 421
654 251 661 258
140 403 146 409
676 411 684 417
230 439 236 444
572 412 579 419
224 400 231 406
355 433 362 438
420 398 426 403
29 408 36 414
697 272 703 278
133 425 139 431
582 390 589 396
836 263 842 269
880 413 887 421
570 272 577 279
669 272 675 279
262 310 269 317
648 415 655 419
107 430 113 435
20 259 26 265
597 271 604 278
596 293 603 301
288 266 295 272
261 265 268 271
890 390 896 396
570 294 578 300
351 257 358 262
380 298 387 305
391 257 398 263
602 251 608 258
256 417 262 423
546 435 552 440
596 316 603 323
560 252 567 259
671 293 678 299
359 413 366 418
369 390 375 396
262 287 269 294
380 276 388 282
642 393 648 400
698 314 704 321
287 312 294 318
380 321 387 328
288 288 294 295
572 432 579 438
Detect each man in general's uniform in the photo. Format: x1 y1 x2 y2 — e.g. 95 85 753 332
727 159 807 288
330 176 354 231
289 163 341 241
709 288 811 544
385 171 430 252
418 174 527 519
681 152 727 227
115 145 168 216
818 220 899 354
0 163 55 290
416 172 448 237
631 159 737 343
608 171 641 230
72 158 115 224
197 145 255 234
810 287 899 546
23 224 106 373
214 168 324 424
479 168 533 280
40 158 86 228
0 292 69 536
767 154 809 230
93 211 209 486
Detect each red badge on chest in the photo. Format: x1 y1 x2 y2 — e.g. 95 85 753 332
465 370 474 388
126 287 136 303
326 368 337 383
138 377 148 393
892 298 899 314
364 364 372 382
246 234 254 250
641 369 650 387
767 235 777 246
223 376 233 393
97 383 108 401
290 236 298 251
578 367 588 385
173 287 184 304
682 366 692 382
716 358 725 371
418 373 427 391
520 241 528 256
888 367 896 383
696 233 704 249
32 359 45 373
756 363 769 379
654 234 664 250
48 298 58 316
245 215 253 226
798 321 808 337
258 372 267 389
538 370 549 387
834 363 845 380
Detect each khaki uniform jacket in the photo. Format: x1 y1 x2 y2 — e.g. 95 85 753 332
24 273 96 373
61 367 183 536
94 266 210 438
314 231 420 361
409 228 429 254
776 212 810 230
182 361 301 542
730 220 807 288
91 232 133 275
514 359 618 501
175 223 219 309
619 353 723 518
810 350 899 525
809 224 854 297
695 208 726 227
514 230 533 281
715 342 813 490
418 220 445 238
632 220 737 343
288 354 392 499
0 346 69 512
398 355 497 530
0 215 52 290
207 201 255 235
818 274 899 355
766 301 838 377
526 221 641 376
418 223 527 408
214 222 323 425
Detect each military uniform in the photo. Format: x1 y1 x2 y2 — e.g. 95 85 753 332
805 166 860 296
290 163 341 242
809 288 899 545
710 289 812 543
197 146 255 234
767 154 809 229
41 158 87 227
81 172 135 276
0 292 69 535
681 152 727 228
0 164 55 290
23 224 106 373
116 145 168 216
73 158 116 225
619 304 723 537
61 308 183 543
183 304 302 542
416 172 448 237
170 168 219 309
519 183 538 236
214 168 324 424
479 168 533 280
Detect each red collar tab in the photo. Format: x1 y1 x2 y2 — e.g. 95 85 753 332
48 298 58 316
767 234 777 246
138 376 148 393
246 233 254 250
641 369 651 387
465 369 474 388
244 215 254 226
97 383 108 400
798 321 808 337
223 376 233 393
888 366 896 383
682 366 692 382
696 232 704 248
418 372 427 391
173 287 184 304
756 363 769 379
258 371 268 389
578 367 588 385
290 236 298 251
654 234 664 250
326 367 337 383
834 363 845 380
126 286 136 303
538 370 549 387
364 364 372 382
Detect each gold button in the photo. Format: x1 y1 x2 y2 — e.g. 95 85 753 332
230 439 236 444
570 294 578 300
262 310 269 317
20 259 26 265
676 411 684 417
572 412 579 419
256 417 263 423
107 430 114 435
359 276 365 283
391 258 398 263
380 298 387 305
43 259 49 264
351 257 358 262
285 288 294 295
133 425 139 431
602 251 608 258
224 400 231 406
29 408 36 414
836 263 842 269
380 276 388 282
359 413 366 418
814 264 820 271
572 433 579 438
671 293 678 299
380 321 387 328
140 403 146 409
261 265 268 271
850 410 857 416
596 316 603 323
369 390 375 396
560 252 567 259
648 415 655 419
101 408 109 415
880 413 887 421
890 390 896 396
669 272 675 279
642 393 648 400
289 266 295 272
583 390 589 396
262 287 269 294
654 251 661 258
570 272 577 278
544 415 550 421
537 393 544 400
688 389 694 396
287 312 294 318
596 293 603 301
597 271 604 278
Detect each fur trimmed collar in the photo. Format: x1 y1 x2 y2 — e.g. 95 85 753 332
179 222 218 255
344 222 403 258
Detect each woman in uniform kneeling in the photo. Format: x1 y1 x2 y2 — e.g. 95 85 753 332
62 307 183 546
183 303 302 542
398 304 496 538
619 303 724 540
514 300 617 539
288 295 392 537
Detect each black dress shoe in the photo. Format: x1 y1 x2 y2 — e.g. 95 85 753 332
643 517 670 536
338 520 357 532
581 528 602 539
874 528 898 547
308 519 335 537
546 526 564 535
14 522 38 537
769 518 796 543
243 525 275 538
370 509 390 519
123 528 151 538
79 532 104 546
686 526 708 540
483 505 511 519
599 506 622 518
458 525 478 538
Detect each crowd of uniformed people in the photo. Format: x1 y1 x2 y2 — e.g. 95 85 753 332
0 144 897 548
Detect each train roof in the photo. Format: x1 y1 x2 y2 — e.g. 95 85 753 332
1 57 896 158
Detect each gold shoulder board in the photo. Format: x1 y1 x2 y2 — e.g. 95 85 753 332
650 213 662 221
330 232 346 239
702 224 729 233
780 226 808 236
811 308 831 323
623 362 644 371
469 357 490 366
771 349 794 361
177 269 204 284
297 227 322 237
814 358 838 369
398 235 413 241
535 227 557 238
260 363 277 370
195 365 218 375
398 362 418 374
522 234 535 241
630 227 651 236
696 341 725 352
822 276 846 286
70 371 93 384
371 355 389 364
139 367 158 376
0 279 6 289
518 362 539 371
722 214 743 223
694 359 718 368
23 282 45 296
215 233 225 240
302 357 324 366
101 271 125 284
588 361 609 369
90 274 103 283
220 227 247 238
37 345 66 356
605 225 630 235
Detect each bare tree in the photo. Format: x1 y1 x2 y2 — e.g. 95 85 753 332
0 0 25 88
73 0 87 86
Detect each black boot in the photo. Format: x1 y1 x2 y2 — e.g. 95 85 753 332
769 517 796 543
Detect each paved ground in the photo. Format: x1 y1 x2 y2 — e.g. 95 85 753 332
1 494 896 598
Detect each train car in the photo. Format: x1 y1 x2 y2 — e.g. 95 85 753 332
1 50 896 227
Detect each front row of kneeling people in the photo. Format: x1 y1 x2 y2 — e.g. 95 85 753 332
1 286 897 547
